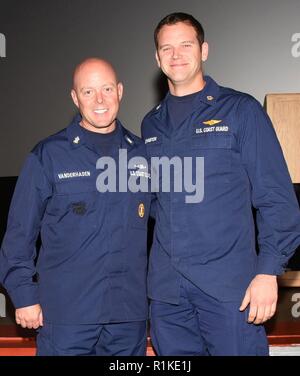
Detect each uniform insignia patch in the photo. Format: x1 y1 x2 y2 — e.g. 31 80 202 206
202 119 222 126
71 202 87 215
145 136 157 144
125 135 134 145
138 203 145 218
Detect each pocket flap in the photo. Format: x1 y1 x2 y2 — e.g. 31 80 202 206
192 134 232 149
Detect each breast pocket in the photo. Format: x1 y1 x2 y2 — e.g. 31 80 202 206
191 134 232 183
146 142 163 157
54 179 97 195
43 180 98 227
40 180 101 265
191 133 232 149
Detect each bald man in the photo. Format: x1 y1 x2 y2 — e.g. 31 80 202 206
0 58 151 355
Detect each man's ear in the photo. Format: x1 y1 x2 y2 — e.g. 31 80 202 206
71 89 79 108
117 82 124 101
201 42 209 62
155 51 161 68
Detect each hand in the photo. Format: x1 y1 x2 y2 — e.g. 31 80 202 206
239 274 278 324
15 304 43 329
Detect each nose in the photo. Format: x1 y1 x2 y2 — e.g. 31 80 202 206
96 91 103 103
172 46 181 59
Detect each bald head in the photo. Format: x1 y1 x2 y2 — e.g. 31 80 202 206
71 57 123 134
72 58 119 90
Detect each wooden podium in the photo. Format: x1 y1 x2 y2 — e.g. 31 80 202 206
265 94 300 183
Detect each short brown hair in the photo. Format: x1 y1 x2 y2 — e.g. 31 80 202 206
154 12 205 49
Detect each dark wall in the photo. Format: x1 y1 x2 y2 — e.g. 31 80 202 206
0 0 300 176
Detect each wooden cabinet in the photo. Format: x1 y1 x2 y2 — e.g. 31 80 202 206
265 94 300 183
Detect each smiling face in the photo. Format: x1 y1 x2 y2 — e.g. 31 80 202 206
156 22 208 95
71 59 123 133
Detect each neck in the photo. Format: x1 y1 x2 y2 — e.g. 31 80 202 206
168 75 206 97
80 121 116 134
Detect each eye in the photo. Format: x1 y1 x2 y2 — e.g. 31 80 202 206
83 89 93 96
103 86 114 93
161 46 172 53
183 44 192 48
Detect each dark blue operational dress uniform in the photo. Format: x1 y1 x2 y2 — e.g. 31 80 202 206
142 76 300 355
0 114 151 355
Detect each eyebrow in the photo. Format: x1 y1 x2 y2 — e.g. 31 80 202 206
79 83 116 91
180 40 195 44
102 83 116 87
159 40 196 49
80 87 93 92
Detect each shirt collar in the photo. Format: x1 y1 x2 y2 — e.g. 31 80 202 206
152 75 220 119
196 75 220 106
66 114 86 148
66 114 135 150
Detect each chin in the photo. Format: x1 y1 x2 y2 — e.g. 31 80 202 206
96 123 115 130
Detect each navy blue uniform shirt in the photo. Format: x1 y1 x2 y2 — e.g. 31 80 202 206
0 115 150 324
142 76 300 304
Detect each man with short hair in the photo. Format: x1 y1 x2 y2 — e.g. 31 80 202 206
0 58 150 356
142 12 300 355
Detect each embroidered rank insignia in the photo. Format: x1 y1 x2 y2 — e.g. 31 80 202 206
203 120 222 126
71 202 87 215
